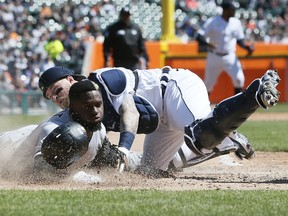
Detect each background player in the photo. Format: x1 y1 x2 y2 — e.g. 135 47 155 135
196 1 254 95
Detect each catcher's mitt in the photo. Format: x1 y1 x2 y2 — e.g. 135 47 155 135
88 137 128 172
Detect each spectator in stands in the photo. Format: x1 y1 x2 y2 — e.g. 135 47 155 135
0 0 287 94
0 72 15 108
44 33 65 60
103 6 149 70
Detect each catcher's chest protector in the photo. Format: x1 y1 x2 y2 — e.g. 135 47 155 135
88 69 159 134
133 94 159 134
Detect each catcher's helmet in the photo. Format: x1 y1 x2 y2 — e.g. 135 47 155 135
38 66 86 99
221 1 238 9
41 122 90 169
120 6 131 15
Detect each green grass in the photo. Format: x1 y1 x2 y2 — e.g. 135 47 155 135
238 121 288 151
0 190 287 216
0 114 49 131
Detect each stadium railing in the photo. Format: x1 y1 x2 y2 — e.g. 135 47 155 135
0 90 59 115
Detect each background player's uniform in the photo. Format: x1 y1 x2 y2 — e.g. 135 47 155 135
89 67 237 170
199 15 245 93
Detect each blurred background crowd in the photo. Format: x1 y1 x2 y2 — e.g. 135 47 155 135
0 0 287 96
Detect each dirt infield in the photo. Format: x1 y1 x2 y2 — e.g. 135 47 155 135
0 151 287 190
0 112 287 190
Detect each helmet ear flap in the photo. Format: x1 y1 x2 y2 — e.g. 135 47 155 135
41 122 89 169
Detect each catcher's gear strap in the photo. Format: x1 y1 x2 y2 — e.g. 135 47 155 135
133 70 139 92
160 66 171 98
178 148 187 165
133 94 159 134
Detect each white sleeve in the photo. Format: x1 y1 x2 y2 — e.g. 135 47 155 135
89 124 107 152
198 17 213 36
235 19 245 40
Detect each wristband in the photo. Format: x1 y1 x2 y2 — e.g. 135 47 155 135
118 147 130 156
119 131 135 150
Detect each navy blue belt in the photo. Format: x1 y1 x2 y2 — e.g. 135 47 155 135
133 70 139 92
209 51 229 56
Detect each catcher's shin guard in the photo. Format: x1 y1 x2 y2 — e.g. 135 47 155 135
184 69 280 151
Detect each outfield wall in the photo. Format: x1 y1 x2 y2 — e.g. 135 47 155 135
87 41 288 103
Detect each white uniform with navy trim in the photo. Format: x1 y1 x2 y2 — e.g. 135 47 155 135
91 67 235 170
199 15 245 92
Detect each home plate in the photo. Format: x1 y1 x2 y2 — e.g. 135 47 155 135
72 171 104 184
218 155 242 166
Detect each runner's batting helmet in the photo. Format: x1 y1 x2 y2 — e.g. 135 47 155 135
41 122 89 169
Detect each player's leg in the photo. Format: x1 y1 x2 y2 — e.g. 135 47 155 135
159 68 247 170
169 128 255 171
169 136 238 170
184 69 280 152
165 68 212 127
224 54 245 95
204 54 223 95
141 123 185 170
141 68 212 170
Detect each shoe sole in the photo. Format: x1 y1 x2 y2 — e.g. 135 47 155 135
260 80 280 108
258 70 280 108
